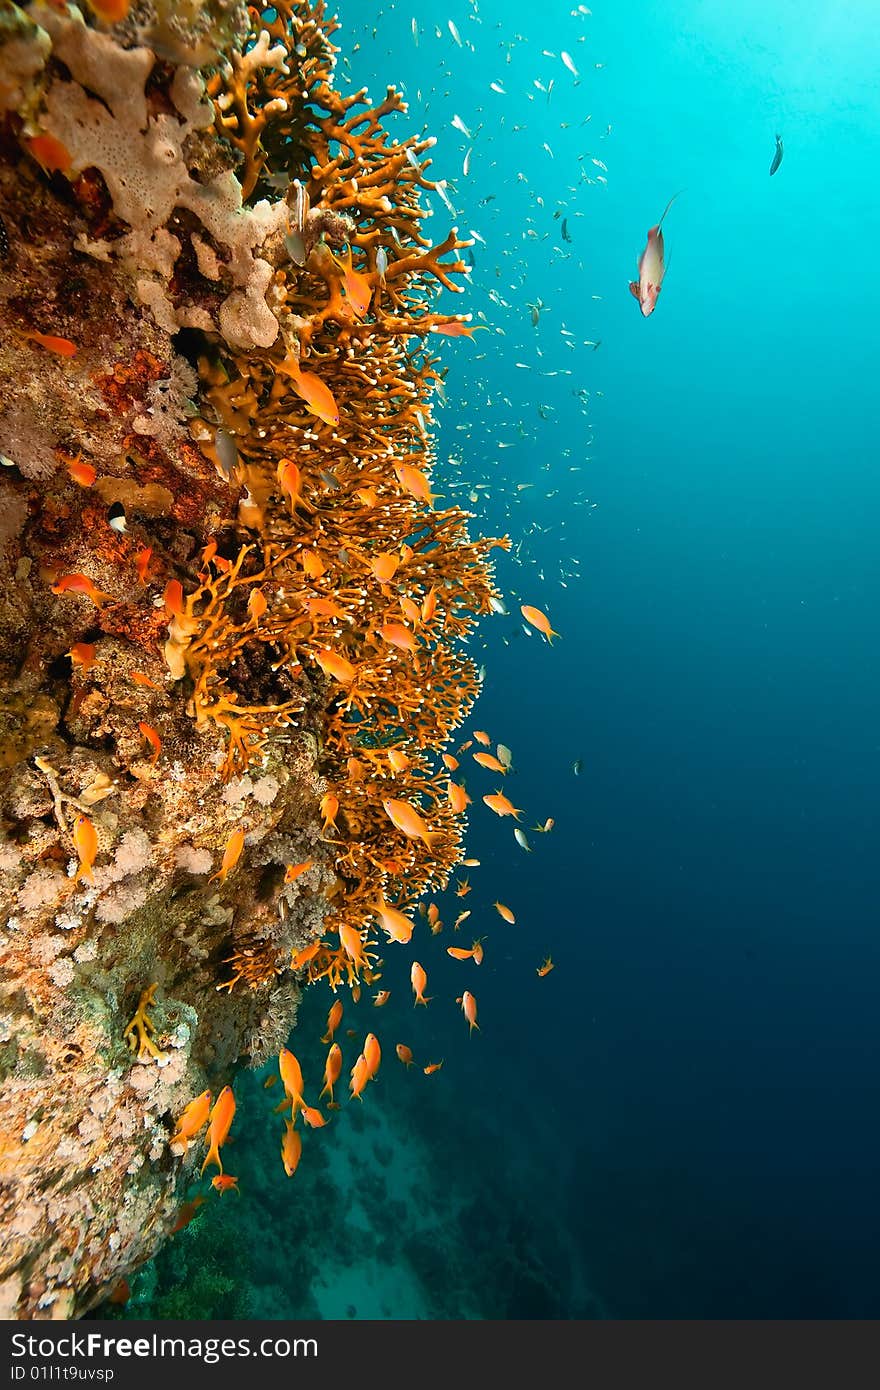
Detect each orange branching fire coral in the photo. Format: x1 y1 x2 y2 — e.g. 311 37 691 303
188 3 508 991
123 984 168 1064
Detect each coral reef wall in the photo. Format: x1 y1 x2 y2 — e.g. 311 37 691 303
0 0 502 1320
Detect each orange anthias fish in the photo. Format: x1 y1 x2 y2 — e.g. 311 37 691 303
52 573 111 607
277 457 304 511
447 781 470 814
363 1033 381 1079
442 753 459 772
473 730 491 747
138 722 161 765
24 329 78 356
291 940 322 970
387 748 410 773
171 1089 212 1154
281 1119 302 1176
483 791 523 820
394 463 438 506
349 1053 370 1100
68 642 97 673
520 604 560 644
396 1043 414 1069
339 921 370 971
447 940 484 964
209 826 245 883
284 859 313 883
370 896 414 945
134 547 152 584
380 622 418 654
308 596 345 621
473 751 507 775
279 1048 306 1115
629 194 680 318
279 357 340 428
410 961 431 1007
320 793 339 833
373 990 391 1007
301 1103 328 1129
369 549 398 582
321 999 343 1044
315 648 357 684
537 957 555 977
399 596 421 628
494 901 516 924
201 1085 235 1176
163 578 184 615
65 455 96 486
247 587 267 624
383 798 441 849
72 814 98 884
211 1174 239 1194
423 1060 444 1075
87 0 132 22
320 1043 342 1105
459 990 479 1035
421 586 438 623
171 1195 206 1233
433 319 485 338
27 133 72 174
332 245 373 316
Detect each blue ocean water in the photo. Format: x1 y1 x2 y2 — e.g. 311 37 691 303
121 1 880 1319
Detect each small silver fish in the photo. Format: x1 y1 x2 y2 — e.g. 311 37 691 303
437 182 456 216
284 230 307 265
376 246 388 284
514 829 532 852
215 429 239 480
561 51 579 79
448 19 462 47
287 179 308 234
769 133 784 176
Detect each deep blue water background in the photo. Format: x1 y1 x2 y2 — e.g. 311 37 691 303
121 0 880 1319
335 0 880 1318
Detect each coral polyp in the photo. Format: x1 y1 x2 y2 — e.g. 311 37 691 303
0 0 500 1317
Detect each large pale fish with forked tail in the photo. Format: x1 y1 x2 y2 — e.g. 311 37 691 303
629 193 681 318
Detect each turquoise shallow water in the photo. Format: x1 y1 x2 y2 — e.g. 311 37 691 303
100 0 880 1319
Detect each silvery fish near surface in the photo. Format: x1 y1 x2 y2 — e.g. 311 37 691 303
769 133 784 176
